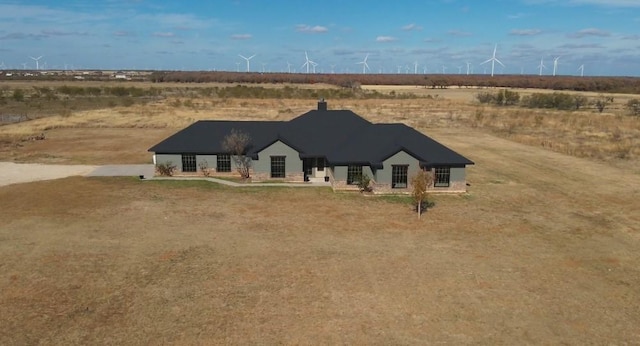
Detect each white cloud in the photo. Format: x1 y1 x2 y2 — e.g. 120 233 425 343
510 29 542 36
152 32 175 38
570 0 640 6
134 13 213 30
0 32 47 40
230 34 252 40
523 0 640 7
401 23 422 31
558 43 604 49
41 29 89 37
0 3 108 22
295 25 328 33
568 28 611 38
376 36 397 42
113 31 135 37
447 30 472 37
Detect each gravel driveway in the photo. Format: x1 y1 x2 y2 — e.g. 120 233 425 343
0 162 98 187
0 162 155 187
86 164 155 179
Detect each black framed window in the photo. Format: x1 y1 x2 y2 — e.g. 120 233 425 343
217 154 231 172
434 167 451 187
347 165 362 185
181 154 196 172
271 156 286 178
392 165 408 188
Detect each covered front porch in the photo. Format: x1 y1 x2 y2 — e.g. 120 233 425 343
303 157 329 183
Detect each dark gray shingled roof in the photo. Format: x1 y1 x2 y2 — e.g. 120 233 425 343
148 103 474 167
148 121 285 158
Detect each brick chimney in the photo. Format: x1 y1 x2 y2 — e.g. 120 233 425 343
317 98 327 111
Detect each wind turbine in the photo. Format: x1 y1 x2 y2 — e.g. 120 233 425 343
442 66 447 74
238 54 255 72
577 64 584 77
552 56 560 76
457 65 463 74
537 57 546 76
29 55 43 70
287 61 292 73
414 61 419 74
235 62 240 72
261 62 266 73
356 54 370 74
466 62 471 75
301 51 316 74
397 65 402 74
21 62 27 69
330 64 336 74
480 44 504 77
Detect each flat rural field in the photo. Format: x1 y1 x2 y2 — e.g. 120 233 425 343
1 85 639 343
1 132 639 344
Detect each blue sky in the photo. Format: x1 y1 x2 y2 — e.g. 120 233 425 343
1 0 639 76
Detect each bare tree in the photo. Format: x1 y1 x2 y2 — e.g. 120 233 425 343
222 129 252 180
412 168 434 219
593 95 614 113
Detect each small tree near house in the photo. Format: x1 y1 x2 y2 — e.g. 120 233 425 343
222 129 252 180
412 169 434 219
198 160 211 177
357 173 372 193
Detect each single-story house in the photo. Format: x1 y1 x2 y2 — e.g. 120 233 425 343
148 100 474 193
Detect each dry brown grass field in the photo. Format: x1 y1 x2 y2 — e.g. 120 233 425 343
1 83 638 167
1 82 639 343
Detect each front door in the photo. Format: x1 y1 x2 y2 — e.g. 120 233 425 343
314 158 326 178
303 158 313 181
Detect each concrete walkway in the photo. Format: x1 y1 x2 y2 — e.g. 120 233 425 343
150 176 332 188
0 162 331 188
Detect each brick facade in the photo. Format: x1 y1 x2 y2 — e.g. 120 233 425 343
252 171 304 182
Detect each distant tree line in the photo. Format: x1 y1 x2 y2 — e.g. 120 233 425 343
148 71 640 94
3 69 640 93
476 89 640 115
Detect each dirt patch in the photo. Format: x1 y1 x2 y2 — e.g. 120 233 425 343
0 128 175 164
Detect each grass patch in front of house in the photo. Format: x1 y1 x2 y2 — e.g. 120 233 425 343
208 175 246 183
373 194 414 205
146 177 228 190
